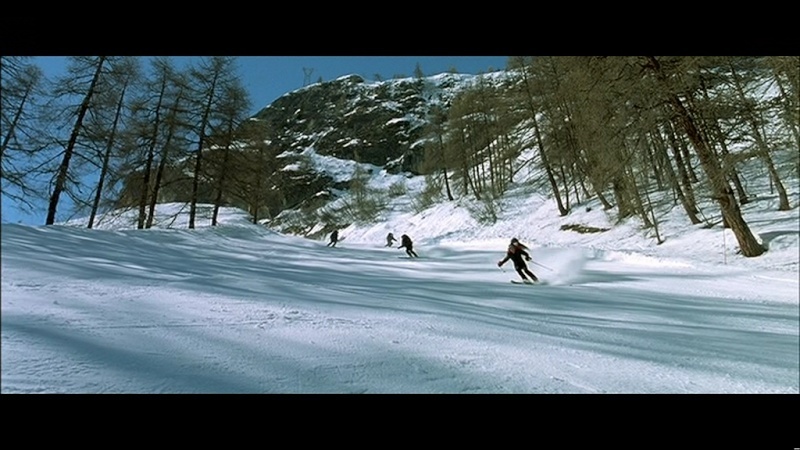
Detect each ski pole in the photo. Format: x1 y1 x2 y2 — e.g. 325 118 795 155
531 260 553 271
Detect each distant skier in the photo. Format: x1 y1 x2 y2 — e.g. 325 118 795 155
498 237 538 283
398 234 418 258
386 232 397 247
327 229 339 247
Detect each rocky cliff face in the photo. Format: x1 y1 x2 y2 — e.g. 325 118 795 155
250 72 476 173
241 72 491 225
119 70 511 230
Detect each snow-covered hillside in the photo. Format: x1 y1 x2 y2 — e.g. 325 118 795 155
3 191 798 394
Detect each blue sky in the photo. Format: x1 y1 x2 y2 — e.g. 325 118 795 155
2 56 509 226
34 56 509 115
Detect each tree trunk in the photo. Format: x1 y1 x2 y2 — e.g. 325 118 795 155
437 134 454 201
558 164 571 210
212 137 233 226
748 118 791 210
89 85 127 229
147 144 170 229
664 119 702 222
696 81 749 204
594 191 611 210
532 110 568 216
147 91 183 229
612 176 633 221
138 81 168 229
676 131 699 183
442 167 453 201
189 62 222 229
652 128 701 224
644 134 664 190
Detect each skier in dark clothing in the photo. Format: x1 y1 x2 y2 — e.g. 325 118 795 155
398 234 418 258
327 230 339 247
498 238 538 283
386 232 397 247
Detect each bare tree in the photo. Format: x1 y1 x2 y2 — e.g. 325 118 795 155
691 72 750 205
147 62 191 229
123 57 192 229
418 104 454 201
643 56 765 257
45 56 109 225
1 56 46 211
509 56 568 216
226 120 281 224
649 125 702 224
185 56 240 229
208 81 251 226
443 77 520 202
86 57 141 228
724 57 791 210
764 56 799 157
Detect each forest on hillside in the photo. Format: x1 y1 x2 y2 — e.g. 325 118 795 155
2 56 798 257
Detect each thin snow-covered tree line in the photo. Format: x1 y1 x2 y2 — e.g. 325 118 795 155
418 56 798 257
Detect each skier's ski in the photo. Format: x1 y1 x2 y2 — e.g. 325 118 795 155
511 280 544 285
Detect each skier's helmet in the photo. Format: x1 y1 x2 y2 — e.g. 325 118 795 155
510 238 519 244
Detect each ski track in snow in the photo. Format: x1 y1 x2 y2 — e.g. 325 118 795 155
2 222 797 394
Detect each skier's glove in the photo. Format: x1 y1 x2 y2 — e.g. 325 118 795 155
497 261 503 267
526 256 532 261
